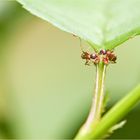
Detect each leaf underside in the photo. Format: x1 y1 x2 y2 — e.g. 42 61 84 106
17 0 140 50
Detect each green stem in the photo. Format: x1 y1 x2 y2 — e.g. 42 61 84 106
75 62 107 139
89 84 140 139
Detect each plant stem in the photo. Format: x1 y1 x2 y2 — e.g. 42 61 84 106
75 62 107 139
89 84 140 139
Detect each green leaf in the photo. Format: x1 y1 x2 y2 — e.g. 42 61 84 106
17 0 140 50
106 120 127 138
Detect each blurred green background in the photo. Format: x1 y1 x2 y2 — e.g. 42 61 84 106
0 1 140 139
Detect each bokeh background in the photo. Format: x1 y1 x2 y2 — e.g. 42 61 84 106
0 1 140 139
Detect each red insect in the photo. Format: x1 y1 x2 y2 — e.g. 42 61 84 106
103 57 109 65
106 50 117 63
81 49 117 66
99 49 107 55
90 53 97 59
81 51 91 65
